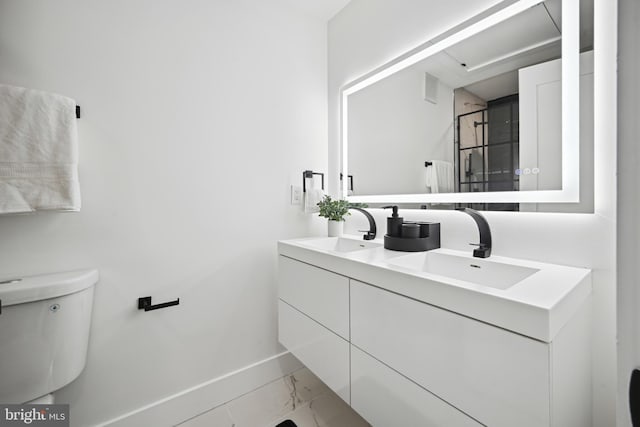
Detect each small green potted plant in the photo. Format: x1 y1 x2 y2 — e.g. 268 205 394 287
317 195 350 237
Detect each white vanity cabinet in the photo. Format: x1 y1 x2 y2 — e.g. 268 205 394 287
277 256 350 402
278 255 349 339
277 249 591 427
351 280 549 426
350 345 481 426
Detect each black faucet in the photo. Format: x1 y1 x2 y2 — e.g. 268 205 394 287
457 208 492 258
348 206 377 240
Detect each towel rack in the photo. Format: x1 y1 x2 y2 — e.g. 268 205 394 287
425 161 433 167
75 105 81 119
302 170 324 193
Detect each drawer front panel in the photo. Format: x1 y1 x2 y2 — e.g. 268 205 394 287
350 280 550 427
351 346 481 427
278 300 350 403
278 256 349 339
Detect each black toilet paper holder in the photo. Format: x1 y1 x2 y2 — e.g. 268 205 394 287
138 296 180 312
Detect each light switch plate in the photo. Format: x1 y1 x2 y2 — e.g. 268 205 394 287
291 185 302 205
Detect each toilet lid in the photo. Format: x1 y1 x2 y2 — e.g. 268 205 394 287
0 269 98 307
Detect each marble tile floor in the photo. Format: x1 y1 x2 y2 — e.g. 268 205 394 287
177 367 370 427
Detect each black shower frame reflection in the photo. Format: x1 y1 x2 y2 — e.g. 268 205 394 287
455 95 520 211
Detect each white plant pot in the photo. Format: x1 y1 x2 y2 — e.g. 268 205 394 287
328 220 344 237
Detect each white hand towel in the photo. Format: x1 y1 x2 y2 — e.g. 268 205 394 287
304 188 324 214
426 160 454 193
0 84 80 213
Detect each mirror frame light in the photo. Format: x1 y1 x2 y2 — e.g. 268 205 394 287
341 0 580 204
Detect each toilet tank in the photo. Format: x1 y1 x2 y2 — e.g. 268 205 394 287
0 269 99 404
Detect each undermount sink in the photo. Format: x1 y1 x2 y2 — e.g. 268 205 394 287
297 237 382 253
387 250 539 290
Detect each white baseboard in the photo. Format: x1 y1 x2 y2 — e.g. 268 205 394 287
97 351 303 427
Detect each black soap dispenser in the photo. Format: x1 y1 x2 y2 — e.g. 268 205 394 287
382 205 441 252
383 205 403 237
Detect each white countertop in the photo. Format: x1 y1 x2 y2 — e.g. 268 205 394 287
278 236 591 342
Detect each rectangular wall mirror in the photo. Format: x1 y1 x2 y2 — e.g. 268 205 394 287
341 0 594 211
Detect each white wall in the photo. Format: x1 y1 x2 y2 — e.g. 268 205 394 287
329 1 617 425
617 0 639 424
0 0 328 425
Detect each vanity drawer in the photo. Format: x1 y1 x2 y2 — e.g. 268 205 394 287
350 280 550 427
278 256 349 339
278 300 350 403
351 345 481 427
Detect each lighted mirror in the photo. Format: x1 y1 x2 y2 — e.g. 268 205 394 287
342 0 593 210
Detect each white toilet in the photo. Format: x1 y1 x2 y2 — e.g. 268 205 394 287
0 269 98 404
